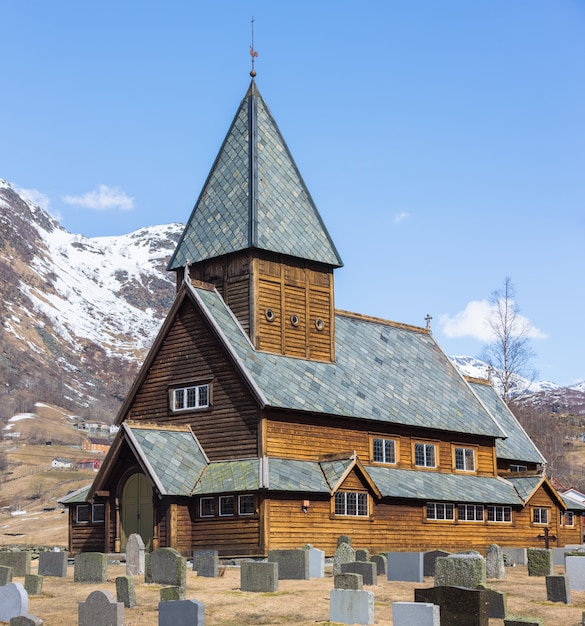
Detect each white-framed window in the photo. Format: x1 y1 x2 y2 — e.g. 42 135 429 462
76 504 90 523
171 383 210 412
533 508 549 525
373 438 396 464
454 447 475 472
334 492 369 517
426 502 454 521
563 511 575 526
200 497 215 517
92 503 105 523
458 504 484 522
238 494 255 515
219 495 235 516
415 443 436 468
487 506 512 522
510 464 528 472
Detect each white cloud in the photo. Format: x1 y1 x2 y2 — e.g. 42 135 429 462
63 184 134 211
394 212 409 224
439 299 547 342
12 184 51 210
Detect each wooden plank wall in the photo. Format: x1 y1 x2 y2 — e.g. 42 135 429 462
192 516 262 556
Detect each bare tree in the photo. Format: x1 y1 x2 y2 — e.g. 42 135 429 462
481 277 536 403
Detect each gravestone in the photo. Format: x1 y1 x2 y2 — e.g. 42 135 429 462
546 575 571 603
268 549 310 580
193 550 219 578
503 548 527 566
423 550 450 576
78 590 124 626
334 573 363 590
158 599 205 626
330 589 374 626
504 619 544 626
486 544 505 579
160 586 186 601
0 552 31 577
487 588 507 619
416 585 489 626
0 565 13 585
434 554 486 588
337 535 352 547
74 552 108 583
125 533 145 576
527 548 553 576
387 552 424 582
240 561 278 592
23 575 42 596
38 551 68 577
9 616 44 626
340 561 377 586
370 554 387 576
144 553 152 583
303 545 325 578
355 549 370 561
115 575 136 608
393 602 440 626
150 548 186 588
333 541 355 576
0 583 28 622
565 555 585 591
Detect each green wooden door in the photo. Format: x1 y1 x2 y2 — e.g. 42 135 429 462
121 473 153 550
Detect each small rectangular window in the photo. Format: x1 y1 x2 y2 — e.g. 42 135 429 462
334 492 369 517
415 443 436 468
564 511 575 526
92 503 105 523
510 464 528 472
487 506 512 522
457 504 484 522
373 438 396 464
76 504 90 523
200 497 215 517
455 447 475 472
219 495 235 516
426 502 454 521
533 508 549 525
238 494 255 515
171 384 210 412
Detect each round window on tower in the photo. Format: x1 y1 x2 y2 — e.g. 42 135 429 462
265 308 275 322
315 318 324 331
290 314 300 327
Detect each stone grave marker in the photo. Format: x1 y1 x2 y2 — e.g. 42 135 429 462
527 548 553 576
355 549 370 561
370 554 387 576
330 589 374 625
487 588 507 619
125 533 145 576
0 552 31 577
74 552 108 583
267 549 310 580
159 599 205 626
503 618 544 626
160 586 186 602
193 549 219 578
0 565 13 586
115 575 136 608
503 548 527 566
23 575 42 596
0 582 28 623
240 561 278 592
423 549 450 576
150 548 186 588
332 541 355 576
486 544 505 579
337 535 352 547
393 601 440 626
334 572 363 590
387 551 424 582
340 561 377 586
303 545 325 578
434 553 486 588
9 615 44 626
546 574 571 603
78 590 124 626
565 555 585 591
416 585 489 626
38 551 68 577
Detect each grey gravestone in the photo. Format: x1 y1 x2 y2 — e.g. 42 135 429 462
330 589 374 626
0 553 31 577
341 561 377 586
125 533 145 576
546 575 571 603
387 552 424 582
74 552 108 583
159 599 205 626
486 544 505 579
150 548 186 587
193 550 219 578
370 554 387 576
240 561 278 592
504 619 544 626
0 583 28 622
303 545 325 578
434 554 486 588
487 588 507 619
160 586 186 602
527 548 553 576
423 550 450 576
416 585 489 626
504 548 527 566
0 565 13 585
333 541 355 575
355 549 370 561
337 535 352 547
393 602 440 626
38 551 68 577
552 547 570 566
144 553 152 583
78 590 124 626
267 549 309 580
23 575 42 596
566 555 585 591
334 573 363 590
115 575 136 608
9 616 44 626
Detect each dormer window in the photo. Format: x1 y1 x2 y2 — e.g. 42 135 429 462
171 383 210 412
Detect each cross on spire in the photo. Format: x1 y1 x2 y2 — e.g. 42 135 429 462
425 314 432 332
249 17 259 77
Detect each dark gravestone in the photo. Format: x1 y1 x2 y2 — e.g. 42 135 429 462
150 548 186 588
115 575 136 608
487 588 507 619
370 554 387 576
340 561 377 586
546 575 571 604
423 550 450 577
334 573 363 590
78 590 123 626
158 599 205 626
267 549 309 580
193 549 219 578
415 585 490 626
0 565 13 586
23 575 42 596
0 553 31 577
504 619 544 626
38 551 68 577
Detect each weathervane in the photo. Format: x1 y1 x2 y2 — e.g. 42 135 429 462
425 313 433 333
250 16 259 77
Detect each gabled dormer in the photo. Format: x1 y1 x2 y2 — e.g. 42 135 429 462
168 79 342 362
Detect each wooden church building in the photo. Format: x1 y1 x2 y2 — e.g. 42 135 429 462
62 77 583 557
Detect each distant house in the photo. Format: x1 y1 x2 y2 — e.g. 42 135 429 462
82 437 111 455
77 458 101 471
51 457 73 469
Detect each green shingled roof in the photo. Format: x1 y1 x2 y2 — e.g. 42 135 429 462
168 80 342 271
193 459 260 494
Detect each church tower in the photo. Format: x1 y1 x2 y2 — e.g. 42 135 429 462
168 79 342 362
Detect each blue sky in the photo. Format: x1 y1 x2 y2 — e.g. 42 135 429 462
1 1 584 386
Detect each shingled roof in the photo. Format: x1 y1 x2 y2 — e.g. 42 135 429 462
168 79 342 270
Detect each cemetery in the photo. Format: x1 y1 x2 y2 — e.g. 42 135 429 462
0 542 585 624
